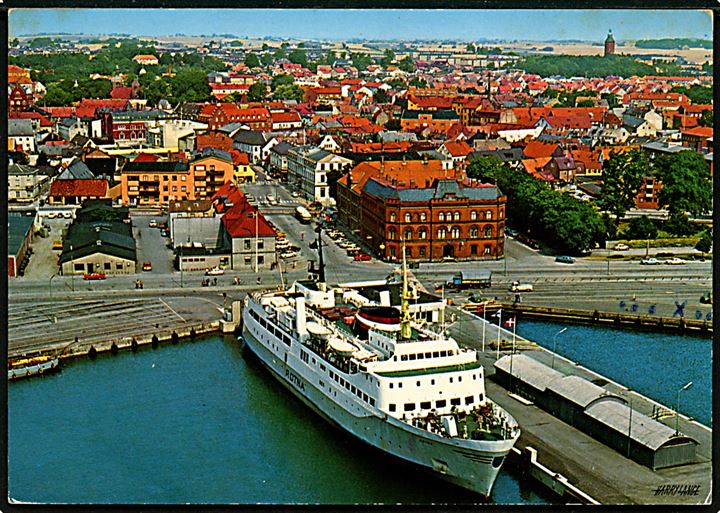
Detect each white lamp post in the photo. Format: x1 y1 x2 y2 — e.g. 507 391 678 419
675 381 693 435
551 327 568 370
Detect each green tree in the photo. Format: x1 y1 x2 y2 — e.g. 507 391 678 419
695 230 712 257
398 56 416 73
671 85 713 104
261 43 269 51
380 48 395 67
351 52 373 71
169 69 211 103
44 83 73 106
244 52 261 68
700 110 713 127
624 216 658 240
664 213 699 236
654 151 712 218
466 43 476 53
409 77 427 88
274 83 305 101
261 53 273 66
247 81 267 101
288 49 308 67
271 74 295 91
274 48 287 60
599 149 649 226
374 89 390 103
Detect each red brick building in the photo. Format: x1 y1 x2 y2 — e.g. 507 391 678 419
634 176 663 210
199 104 272 131
360 177 506 262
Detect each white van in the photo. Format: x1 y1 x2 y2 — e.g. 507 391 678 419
510 281 534 292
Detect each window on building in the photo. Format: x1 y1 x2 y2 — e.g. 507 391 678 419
404 229 412 241
484 226 493 238
244 240 251 250
451 227 460 239
436 399 447 408
389 404 396 412
404 213 411 223
470 226 479 238
484 244 492 255
419 247 426 257
104 262 111 270
181 176 186 181
470 210 477 220
450 398 461 406
438 212 445 222
454 212 460 221
438 228 446 239
258 241 264 250
465 396 474 405
181 186 186 192
420 401 431 410
471 244 478 255
258 256 264 265
142 175 148 181
486 210 492 219
389 246 396 258
163 176 169 181
419 228 427 240
244 256 252 265
390 212 396 222
499 208 504 218
420 212 427 222
404 403 415 412
74 263 84 271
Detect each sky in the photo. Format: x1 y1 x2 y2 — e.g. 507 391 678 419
9 8 713 42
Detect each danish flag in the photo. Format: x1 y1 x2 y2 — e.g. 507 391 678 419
504 317 516 328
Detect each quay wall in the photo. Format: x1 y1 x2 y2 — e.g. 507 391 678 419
463 303 712 336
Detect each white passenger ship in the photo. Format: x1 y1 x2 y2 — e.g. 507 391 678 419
240 237 519 499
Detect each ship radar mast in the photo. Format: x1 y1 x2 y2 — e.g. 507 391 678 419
315 224 326 285
400 238 415 340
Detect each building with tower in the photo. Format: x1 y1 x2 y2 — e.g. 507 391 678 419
604 30 616 57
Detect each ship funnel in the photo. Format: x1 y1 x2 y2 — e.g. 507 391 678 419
296 295 308 336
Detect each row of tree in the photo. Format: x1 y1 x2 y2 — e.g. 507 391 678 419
467 156 605 254
599 149 712 238
634 38 713 50
515 54 656 78
467 147 712 253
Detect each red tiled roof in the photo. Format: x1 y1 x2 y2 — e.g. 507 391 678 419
271 111 301 123
222 204 276 238
133 153 161 162
110 87 133 99
682 126 713 138
44 107 76 118
230 150 250 166
443 140 473 157
523 141 560 159
49 179 108 198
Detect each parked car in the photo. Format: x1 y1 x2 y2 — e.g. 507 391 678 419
640 257 661 265
205 267 224 275
664 257 687 265
354 253 372 261
160 229 169 237
83 272 107 280
149 220 158 227
291 191 300 198
142 261 153 271
555 255 575 264
614 243 630 251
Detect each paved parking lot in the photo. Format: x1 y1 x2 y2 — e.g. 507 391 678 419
131 214 175 275
22 217 72 279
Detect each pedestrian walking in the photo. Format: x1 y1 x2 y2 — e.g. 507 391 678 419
213 277 218 286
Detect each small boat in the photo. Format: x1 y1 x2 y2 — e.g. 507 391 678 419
8 355 60 380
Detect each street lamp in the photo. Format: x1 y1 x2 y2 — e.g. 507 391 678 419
675 381 693 435
49 273 57 299
551 327 568 370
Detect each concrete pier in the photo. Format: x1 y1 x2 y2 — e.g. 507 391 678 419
449 307 712 505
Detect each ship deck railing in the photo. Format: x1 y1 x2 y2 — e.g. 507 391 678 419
375 360 483 378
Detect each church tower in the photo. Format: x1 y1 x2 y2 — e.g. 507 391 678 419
604 30 616 57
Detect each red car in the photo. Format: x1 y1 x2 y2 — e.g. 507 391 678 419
354 253 372 261
83 272 107 280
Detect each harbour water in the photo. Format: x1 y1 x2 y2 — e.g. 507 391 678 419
8 321 711 505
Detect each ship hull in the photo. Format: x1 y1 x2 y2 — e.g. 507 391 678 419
241 327 517 499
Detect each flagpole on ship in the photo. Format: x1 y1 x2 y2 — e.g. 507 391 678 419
495 308 502 360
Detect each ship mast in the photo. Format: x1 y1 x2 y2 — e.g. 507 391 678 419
400 238 412 340
315 225 326 285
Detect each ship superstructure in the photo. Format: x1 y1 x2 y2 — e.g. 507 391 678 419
240 232 519 498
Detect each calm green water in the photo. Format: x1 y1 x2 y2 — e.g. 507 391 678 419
8 335 555 505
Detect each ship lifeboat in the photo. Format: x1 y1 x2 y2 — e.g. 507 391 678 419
328 337 356 357
355 306 401 336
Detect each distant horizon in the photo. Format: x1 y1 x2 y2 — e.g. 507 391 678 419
9 9 713 42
